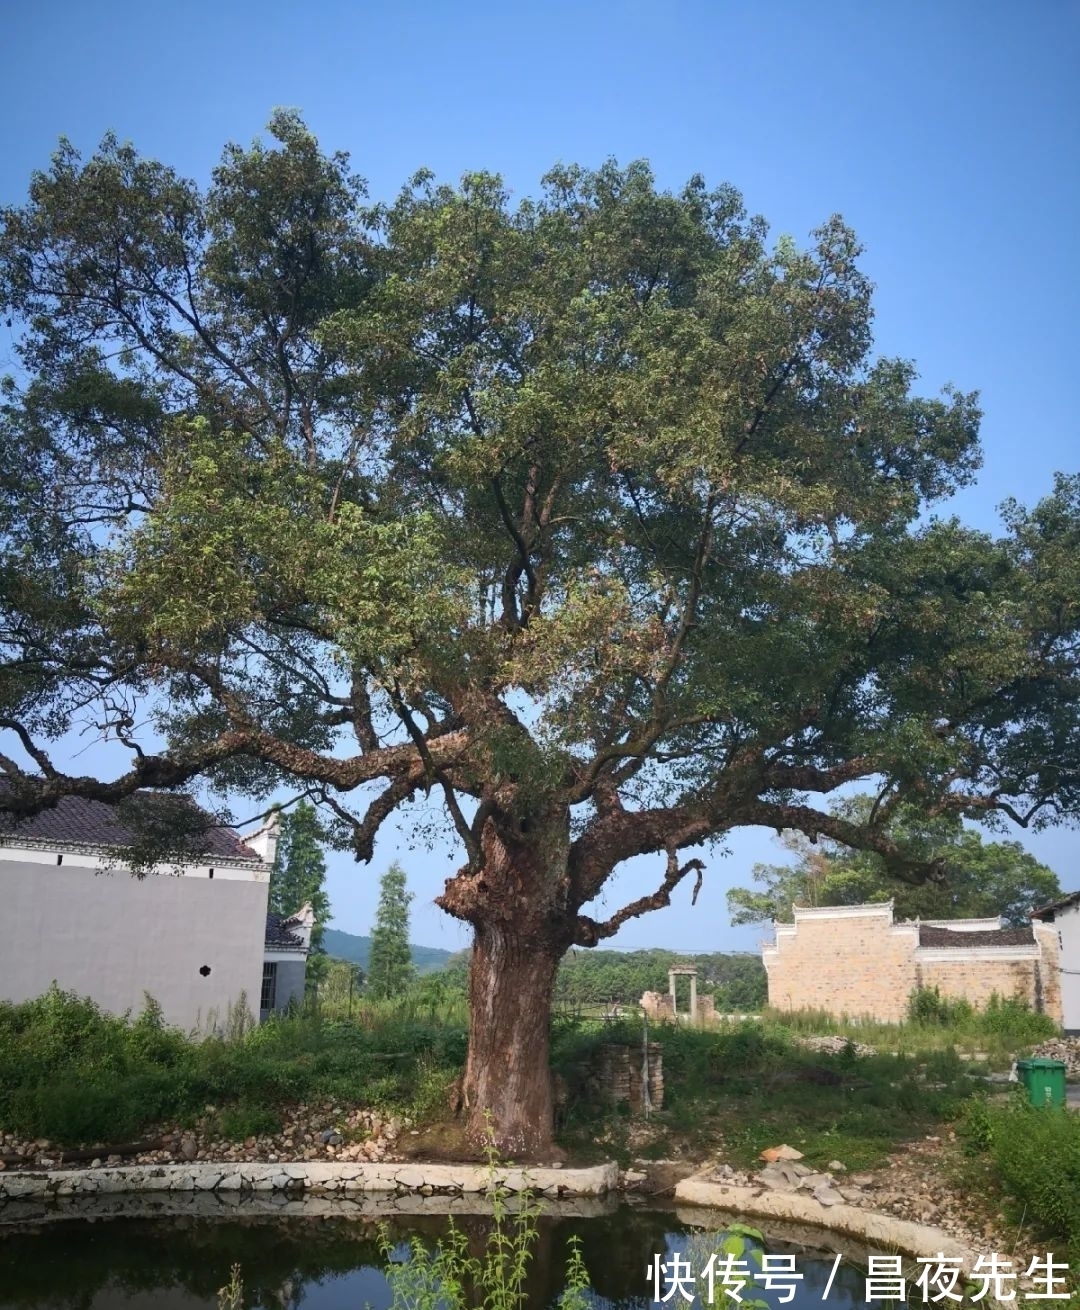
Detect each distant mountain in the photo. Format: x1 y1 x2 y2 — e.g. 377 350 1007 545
322 927 453 975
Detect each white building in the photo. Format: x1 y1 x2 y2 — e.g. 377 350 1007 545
1 793 310 1032
1031 891 1080 1034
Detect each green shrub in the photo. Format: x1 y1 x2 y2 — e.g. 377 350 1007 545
965 1098 1080 1252
981 992 1058 1043
215 1104 282 1141
7 1078 138 1145
907 985 974 1027
0 985 469 1144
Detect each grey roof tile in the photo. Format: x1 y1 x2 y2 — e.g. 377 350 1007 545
0 789 260 862
918 924 1035 948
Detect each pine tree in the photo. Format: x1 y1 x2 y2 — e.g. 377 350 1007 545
367 862 415 999
269 802 332 985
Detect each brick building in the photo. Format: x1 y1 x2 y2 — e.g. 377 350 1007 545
761 902 1062 1025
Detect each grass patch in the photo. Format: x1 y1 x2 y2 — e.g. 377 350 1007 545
761 994 1057 1066
553 1017 985 1170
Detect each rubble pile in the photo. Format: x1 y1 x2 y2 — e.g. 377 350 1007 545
1028 1036 1080 1078
794 1035 877 1058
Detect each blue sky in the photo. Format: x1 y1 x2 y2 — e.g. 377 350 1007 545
2 1 1078 953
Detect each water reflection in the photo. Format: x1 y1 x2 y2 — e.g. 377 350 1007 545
0 1207 895 1309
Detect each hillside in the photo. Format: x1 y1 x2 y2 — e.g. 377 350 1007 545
322 927 453 975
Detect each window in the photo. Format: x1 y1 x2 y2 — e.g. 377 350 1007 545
261 962 277 1012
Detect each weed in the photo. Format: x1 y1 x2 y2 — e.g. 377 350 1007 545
216 1264 243 1310
380 1140 552 1310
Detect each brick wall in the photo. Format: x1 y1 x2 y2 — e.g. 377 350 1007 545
763 905 918 1023
763 903 1063 1026
918 956 1038 1011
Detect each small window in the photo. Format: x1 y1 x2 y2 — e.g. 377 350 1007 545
199 965 211 977
208 868 215 880
261 962 277 1012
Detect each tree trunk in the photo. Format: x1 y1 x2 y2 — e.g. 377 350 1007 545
462 919 563 1159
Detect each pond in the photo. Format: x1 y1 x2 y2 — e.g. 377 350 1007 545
0 1200 901 1309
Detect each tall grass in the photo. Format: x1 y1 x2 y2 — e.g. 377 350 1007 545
759 990 1057 1063
0 984 468 1146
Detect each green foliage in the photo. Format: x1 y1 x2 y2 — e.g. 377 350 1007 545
765 996 1057 1066
558 1236 591 1310
2 116 1079 1149
903 987 1057 1046
367 862 416 1000
269 801 332 988
963 1098 1080 1256
908 985 974 1026
380 1149 545 1310
213 1103 282 1141
728 794 1062 926
322 927 453 975
554 948 766 1010
0 985 468 1146
980 992 1058 1042
552 1015 979 1170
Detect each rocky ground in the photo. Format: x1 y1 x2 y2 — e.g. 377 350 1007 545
667 1132 1055 1292
0 1100 404 1171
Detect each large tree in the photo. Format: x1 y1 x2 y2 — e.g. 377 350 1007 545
1 114 1078 1154
727 794 1062 927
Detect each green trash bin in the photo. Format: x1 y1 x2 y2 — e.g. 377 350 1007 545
1015 1058 1067 1108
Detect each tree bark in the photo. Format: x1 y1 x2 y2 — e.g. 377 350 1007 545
462 918 564 1159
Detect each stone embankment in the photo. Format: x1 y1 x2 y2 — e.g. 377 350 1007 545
0 1159 618 1205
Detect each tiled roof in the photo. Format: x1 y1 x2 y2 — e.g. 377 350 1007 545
265 912 308 951
1030 890 1080 920
0 789 260 863
918 924 1036 948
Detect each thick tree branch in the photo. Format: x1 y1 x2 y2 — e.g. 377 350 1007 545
573 850 705 946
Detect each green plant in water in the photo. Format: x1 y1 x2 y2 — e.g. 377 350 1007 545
558 1235 591 1310
381 1127 561 1310
216 1264 243 1310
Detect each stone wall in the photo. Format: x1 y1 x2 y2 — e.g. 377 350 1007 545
590 1043 664 1112
640 989 715 1025
640 990 674 1021
917 956 1035 1012
0 1159 618 1205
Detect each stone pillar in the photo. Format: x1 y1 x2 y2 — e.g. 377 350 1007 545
669 970 677 1016
689 972 698 1025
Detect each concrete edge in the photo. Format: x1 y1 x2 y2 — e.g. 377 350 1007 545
0 1160 618 1202
675 1176 983 1270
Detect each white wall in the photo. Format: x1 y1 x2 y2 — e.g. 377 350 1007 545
1 855 270 1033
1057 903 1080 1033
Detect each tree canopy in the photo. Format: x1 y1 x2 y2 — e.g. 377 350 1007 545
726 795 1062 927
1 113 1078 1150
